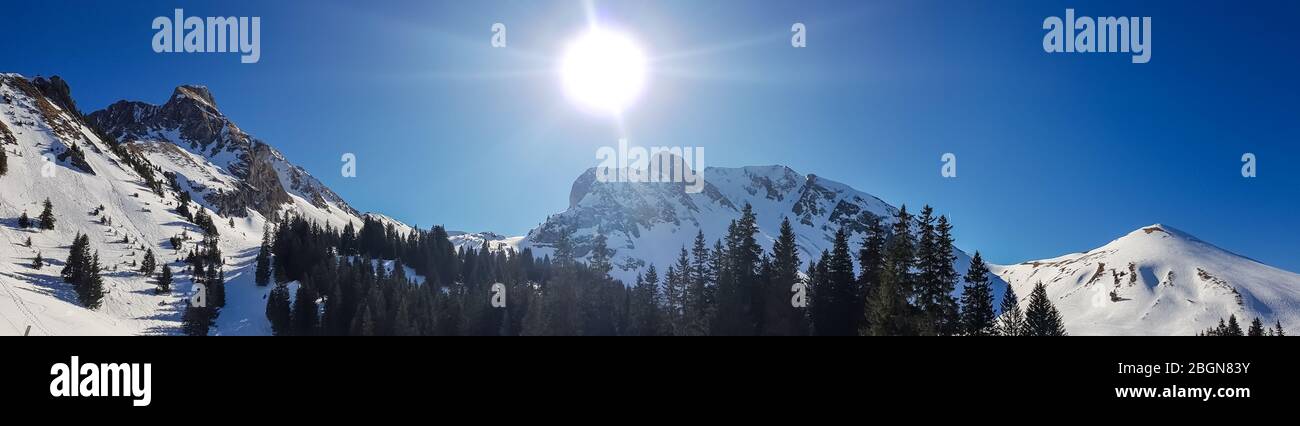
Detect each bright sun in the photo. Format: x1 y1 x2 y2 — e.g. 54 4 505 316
560 28 648 116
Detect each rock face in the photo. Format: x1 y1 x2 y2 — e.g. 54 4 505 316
88 85 358 221
32 76 79 115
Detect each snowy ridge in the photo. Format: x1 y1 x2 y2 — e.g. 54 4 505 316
448 231 522 253
516 164 1004 303
991 224 1300 335
88 84 360 230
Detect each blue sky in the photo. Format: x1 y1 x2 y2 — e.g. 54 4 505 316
3 0 1297 271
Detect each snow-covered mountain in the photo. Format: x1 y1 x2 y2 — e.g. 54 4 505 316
448 231 522 253
3 73 1295 336
991 224 1300 335
510 165 1004 302
0 74 362 335
87 83 357 229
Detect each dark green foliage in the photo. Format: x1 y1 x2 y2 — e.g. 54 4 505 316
810 228 857 335
713 204 762 335
255 223 273 286
61 233 104 309
38 198 56 230
916 211 960 335
868 206 920 335
266 283 292 335
763 218 806 336
156 266 172 294
995 284 1026 336
256 198 989 337
1225 315 1243 336
141 248 156 277
1247 317 1265 336
1024 282 1067 336
959 252 996 336
292 282 319 335
856 216 886 334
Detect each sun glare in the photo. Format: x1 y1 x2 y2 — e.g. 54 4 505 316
560 28 648 116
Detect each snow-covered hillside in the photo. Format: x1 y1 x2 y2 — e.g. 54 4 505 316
991 224 1300 335
0 74 361 335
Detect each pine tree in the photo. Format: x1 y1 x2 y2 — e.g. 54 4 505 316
255 223 273 286
1274 320 1286 336
857 216 886 334
995 284 1026 336
869 206 918 335
182 305 211 336
156 266 173 294
62 234 88 283
292 283 319 335
38 198 55 230
819 228 857 335
1247 317 1265 336
266 283 292 336
662 247 690 336
32 251 43 269
629 266 661 336
1224 315 1244 336
521 289 547 336
714 204 763 335
1024 282 1066 336
1203 317 1223 336
808 254 830 335
765 217 805 336
931 216 960 334
959 251 996 336
141 248 157 277
685 230 714 336
61 234 105 308
913 207 960 335
80 253 106 309
588 233 612 278
17 211 29 229
0 146 7 176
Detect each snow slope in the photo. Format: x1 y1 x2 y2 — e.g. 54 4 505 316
991 224 1300 335
0 74 364 335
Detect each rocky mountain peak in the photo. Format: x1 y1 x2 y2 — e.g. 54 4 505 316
31 75 79 115
86 84 358 221
166 85 219 112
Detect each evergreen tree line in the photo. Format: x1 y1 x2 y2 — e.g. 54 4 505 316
1199 315 1286 336
261 204 1070 336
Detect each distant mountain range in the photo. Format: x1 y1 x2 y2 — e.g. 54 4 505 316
0 74 1295 335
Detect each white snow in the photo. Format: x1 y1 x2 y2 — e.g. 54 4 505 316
991 224 1300 335
0 75 354 335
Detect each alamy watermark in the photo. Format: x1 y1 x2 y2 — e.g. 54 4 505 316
50 356 152 407
595 139 705 194
152 9 261 64
1043 9 1151 63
